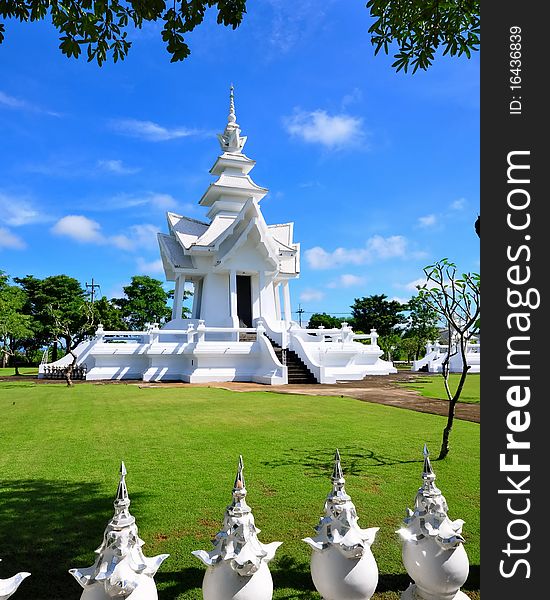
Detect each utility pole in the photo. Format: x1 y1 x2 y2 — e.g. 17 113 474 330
296 303 305 327
86 278 101 304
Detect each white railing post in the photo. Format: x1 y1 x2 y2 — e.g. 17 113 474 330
186 323 195 344
148 323 159 344
341 321 353 344
256 319 266 340
95 323 105 342
318 325 325 344
197 320 206 342
369 328 379 349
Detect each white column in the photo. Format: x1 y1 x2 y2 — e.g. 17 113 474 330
229 269 238 327
172 274 184 320
282 280 292 323
258 271 265 318
274 282 281 321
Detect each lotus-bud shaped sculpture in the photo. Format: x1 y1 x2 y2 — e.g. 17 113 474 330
397 445 469 600
192 455 282 600
303 449 379 600
0 560 30 600
69 462 169 599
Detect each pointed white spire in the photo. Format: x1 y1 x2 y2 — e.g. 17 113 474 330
69 462 169 598
192 454 282 582
111 460 135 528
398 444 465 549
303 450 379 557
228 83 237 125
217 84 247 154
229 454 251 516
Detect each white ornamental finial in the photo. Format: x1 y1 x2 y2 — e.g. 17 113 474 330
69 462 169 599
217 85 247 154
398 445 470 600
303 450 379 600
228 83 237 124
192 455 282 600
0 559 30 600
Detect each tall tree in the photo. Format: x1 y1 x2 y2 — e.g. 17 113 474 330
404 294 440 359
307 313 345 330
418 259 480 460
0 273 35 374
92 296 126 331
0 1 479 71
350 294 406 337
15 274 91 357
113 275 172 330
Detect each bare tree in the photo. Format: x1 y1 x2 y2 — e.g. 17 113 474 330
418 259 480 459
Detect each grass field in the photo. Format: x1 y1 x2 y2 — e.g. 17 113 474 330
0 381 479 599
0 367 38 377
398 373 480 404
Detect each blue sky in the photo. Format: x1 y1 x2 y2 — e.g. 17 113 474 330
0 1 479 321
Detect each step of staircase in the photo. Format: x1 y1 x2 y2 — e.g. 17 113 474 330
271 344 317 384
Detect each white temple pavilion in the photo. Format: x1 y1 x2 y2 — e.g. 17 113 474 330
40 88 396 384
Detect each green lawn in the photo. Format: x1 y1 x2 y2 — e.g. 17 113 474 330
0 381 479 600
398 373 480 404
0 367 38 377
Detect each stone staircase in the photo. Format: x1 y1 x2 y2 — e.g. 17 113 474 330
268 338 317 384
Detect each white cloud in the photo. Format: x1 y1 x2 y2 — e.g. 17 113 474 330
327 274 366 288
260 0 333 54
87 192 178 212
418 214 437 228
391 296 410 304
0 90 60 117
0 227 26 250
111 119 201 141
403 277 429 291
0 194 48 226
136 257 164 274
299 288 325 302
283 109 364 149
341 88 363 109
450 197 467 210
148 193 178 209
51 216 160 251
97 159 140 175
51 215 104 243
305 235 408 270
110 224 160 251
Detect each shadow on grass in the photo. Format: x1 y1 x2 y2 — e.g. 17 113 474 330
155 567 204 598
261 446 423 478
0 479 145 600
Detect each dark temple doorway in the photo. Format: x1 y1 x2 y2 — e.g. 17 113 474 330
236 275 253 327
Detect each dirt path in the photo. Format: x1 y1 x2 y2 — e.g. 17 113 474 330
139 372 480 424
